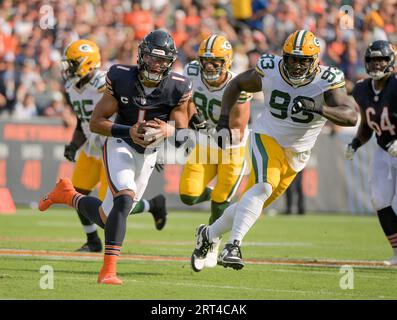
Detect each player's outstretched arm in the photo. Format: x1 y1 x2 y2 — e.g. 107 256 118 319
220 69 261 120
345 102 373 160
64 119 87 162
322 87 358 126
90 91 119 136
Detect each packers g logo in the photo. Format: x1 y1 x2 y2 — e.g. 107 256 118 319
79 44 93 52
222 40 232 50
313 37 320 47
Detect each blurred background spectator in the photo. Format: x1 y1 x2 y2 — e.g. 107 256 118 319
0 0 395 128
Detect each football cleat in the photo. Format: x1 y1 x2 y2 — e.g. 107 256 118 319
149 195 167 230
191 224 212 272
76 240 103 253
218 240 244 270
97 271 123 285
39 178 77 211
205 237 221 268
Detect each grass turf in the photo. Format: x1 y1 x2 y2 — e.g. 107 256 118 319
0 208 396 300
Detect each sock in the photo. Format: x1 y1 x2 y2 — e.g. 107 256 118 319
101 252 119 274
87 230 100 242
104 194 134 273
209 201 230 225
208 202 238 241
229 182 272 244
130 199 149 214
180 187 212 206
83 224 97 234
378 206 397 249
75 195 105 229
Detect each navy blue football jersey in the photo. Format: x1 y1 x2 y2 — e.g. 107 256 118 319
105 64 192 152
352 73 397 151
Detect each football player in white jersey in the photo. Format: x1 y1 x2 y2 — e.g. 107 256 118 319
191 30 358 270
180 34 252 272
62 39 167 253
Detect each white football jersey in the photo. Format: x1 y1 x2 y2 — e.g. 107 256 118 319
65 70 107 158
183 60 252 149
253 54 345 152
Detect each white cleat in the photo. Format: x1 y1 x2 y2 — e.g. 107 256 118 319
205 237 221 268
191 224 212 272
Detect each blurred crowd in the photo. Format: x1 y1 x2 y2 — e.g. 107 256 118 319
0 0 396 125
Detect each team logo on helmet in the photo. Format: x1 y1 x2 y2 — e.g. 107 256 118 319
79 44 94 53
62 39 101 82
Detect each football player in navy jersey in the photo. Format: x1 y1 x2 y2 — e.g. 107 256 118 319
345 40 397 265
39 30 192 284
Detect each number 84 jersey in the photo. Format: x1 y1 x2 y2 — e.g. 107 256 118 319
254 54 345 152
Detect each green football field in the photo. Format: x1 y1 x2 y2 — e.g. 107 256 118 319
0 208 396 300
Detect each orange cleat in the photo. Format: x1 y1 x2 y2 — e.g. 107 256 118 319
97 269 123 285
39 178 78 211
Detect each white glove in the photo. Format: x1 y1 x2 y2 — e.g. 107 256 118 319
387 140 397 157
344 143 356 161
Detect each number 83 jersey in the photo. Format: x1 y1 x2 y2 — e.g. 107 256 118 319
254 54 345 152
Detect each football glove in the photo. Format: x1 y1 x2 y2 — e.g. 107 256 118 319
292 97 322 114
344 144 356 161
215 114 231 149
189 113 211 131
387 140 397 157
64 143 79 162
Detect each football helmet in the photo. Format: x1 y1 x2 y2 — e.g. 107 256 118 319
365 40 395 80
198 34 233 82
61 39 101 81
138 30 178 83
282 30 320 86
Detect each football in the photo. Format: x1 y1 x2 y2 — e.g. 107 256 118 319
137 122 164 148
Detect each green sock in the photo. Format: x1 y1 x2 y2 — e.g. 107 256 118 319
209 200 230 225
180 187 212 206
130 199 148 214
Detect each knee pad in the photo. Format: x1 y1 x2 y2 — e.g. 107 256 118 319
248 182 273 200
179 194 196 206
113 194 134 218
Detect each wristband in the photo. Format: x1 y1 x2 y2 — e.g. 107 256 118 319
111 123 131 138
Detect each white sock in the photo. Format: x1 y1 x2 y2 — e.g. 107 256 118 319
83 224 97 234
208 202 238 241
229 182 273 244
142 199 150 212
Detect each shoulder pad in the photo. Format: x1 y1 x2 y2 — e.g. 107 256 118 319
319 66 345 90
106 64 134 97
183 60 200 78
255 54 280 77
91 70 106 92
